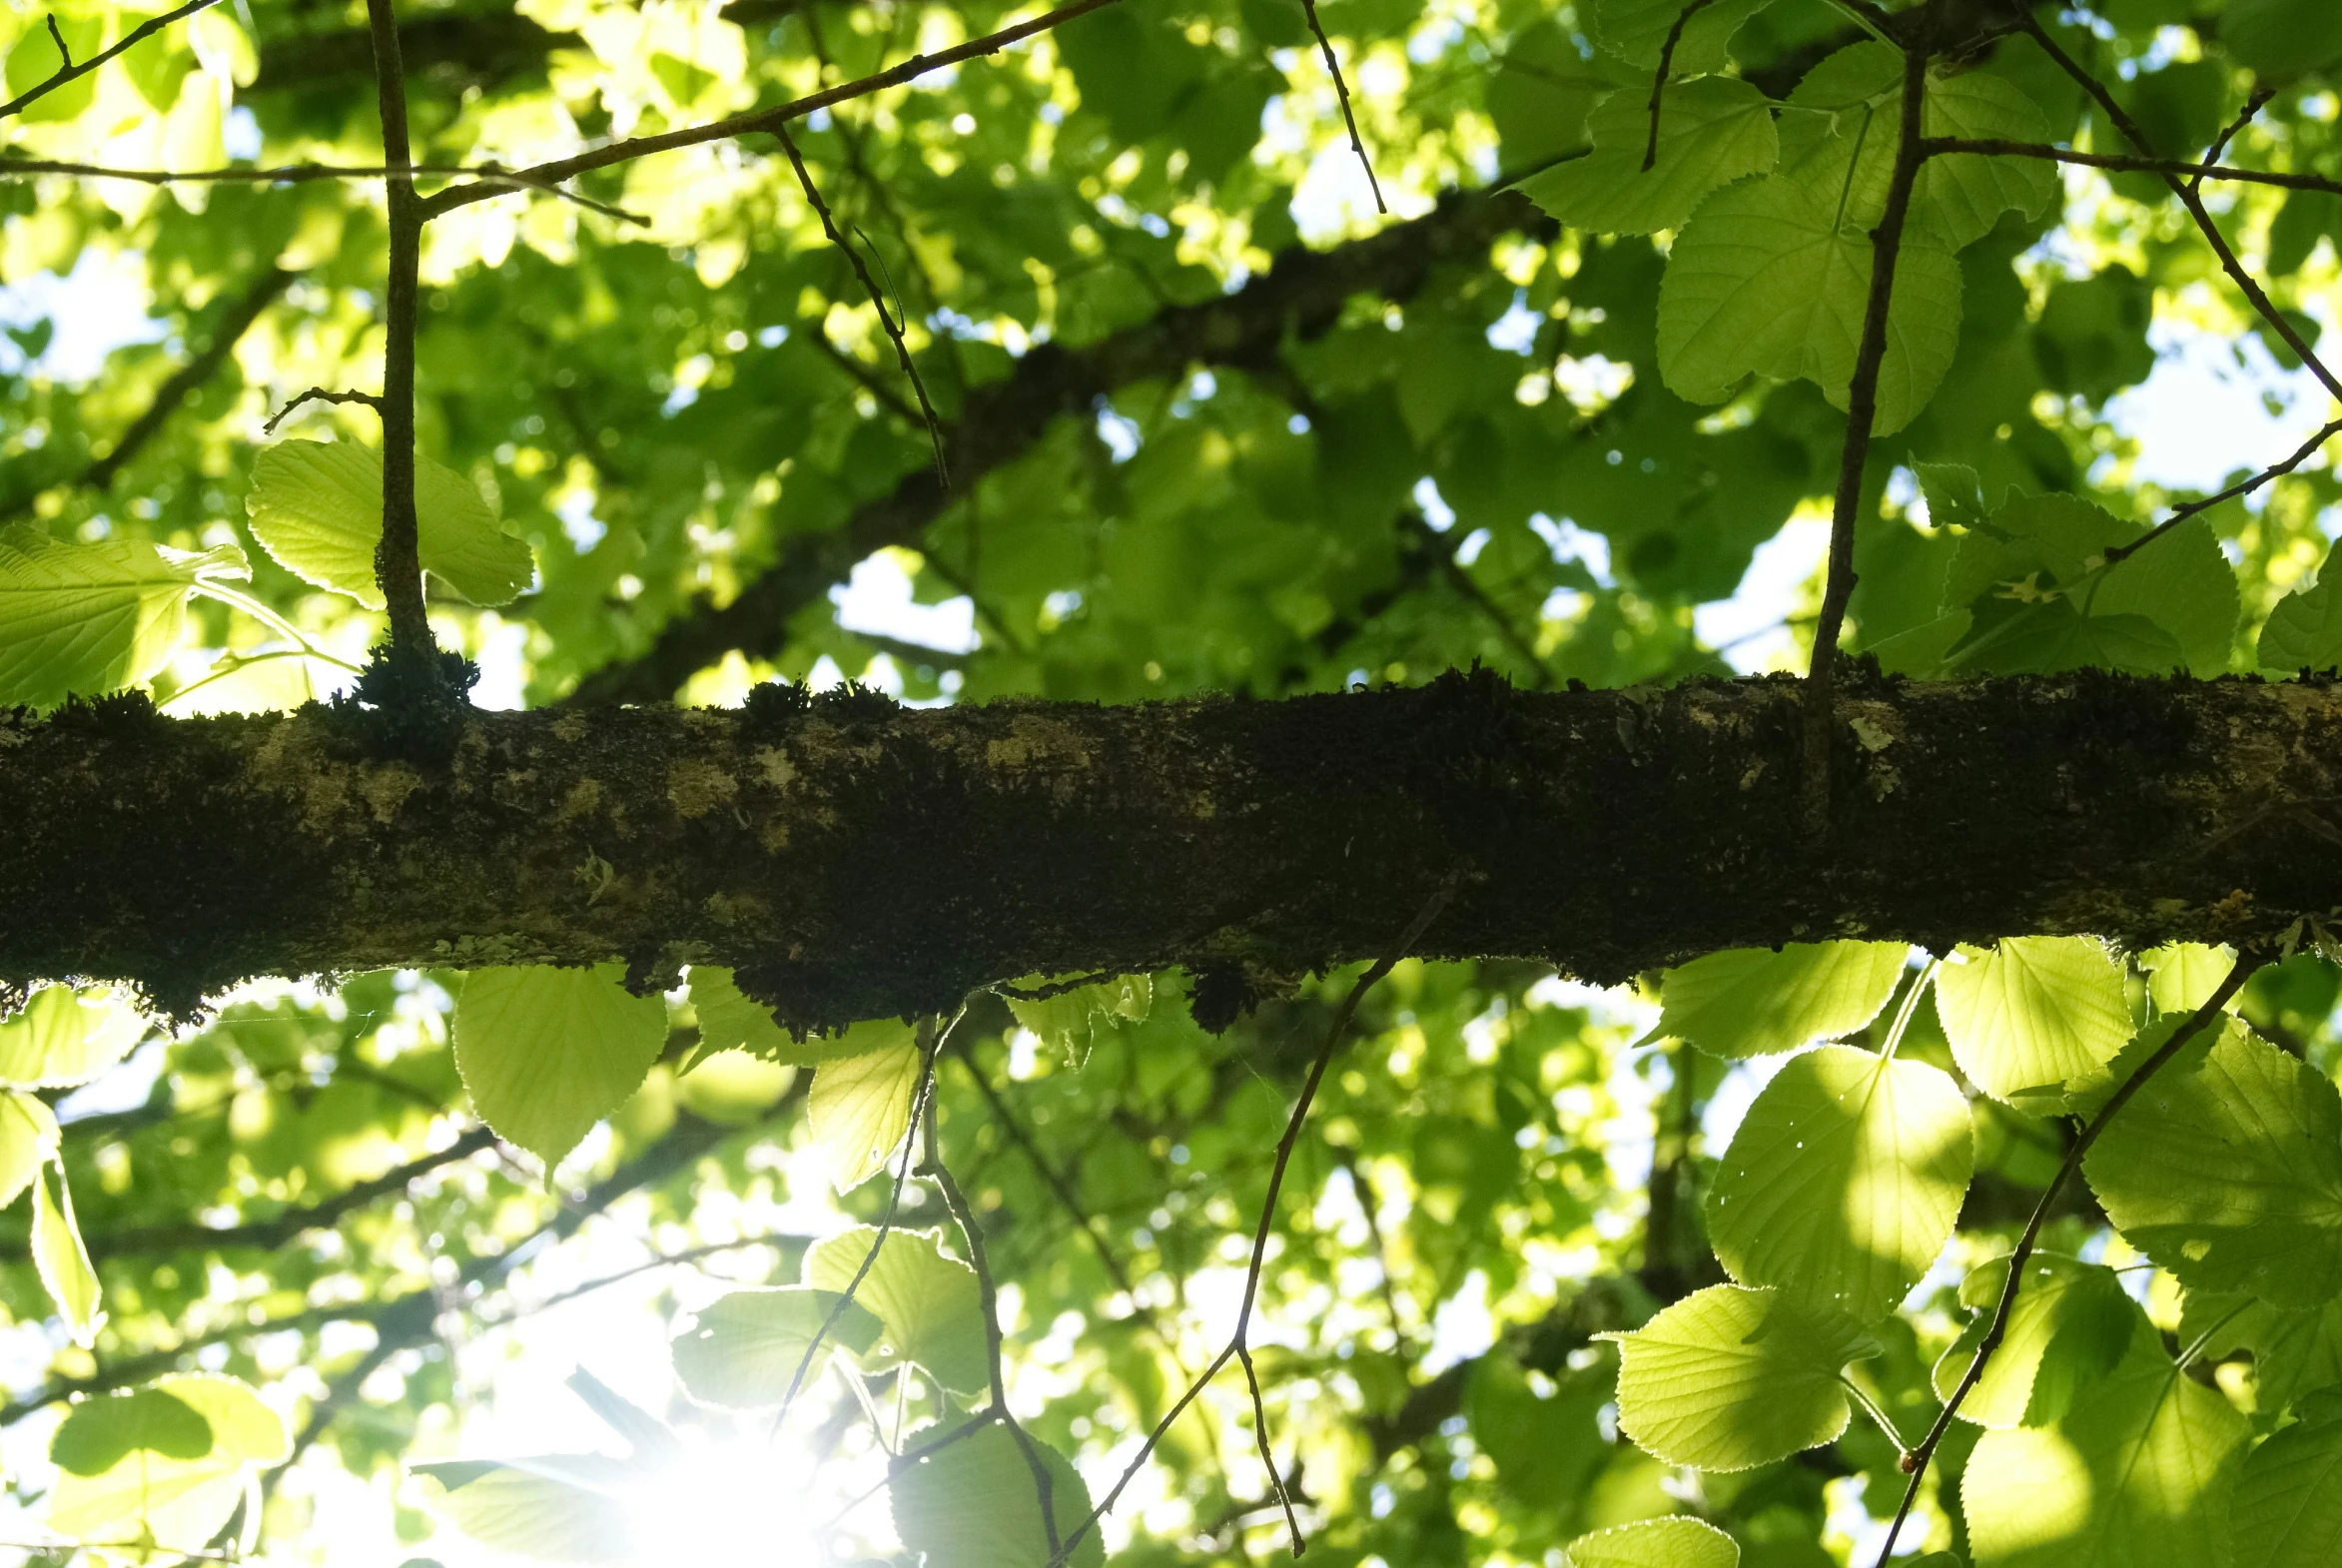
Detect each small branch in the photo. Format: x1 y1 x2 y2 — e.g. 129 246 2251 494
1049 874 1466 1567
263 386 384 434
1643 0 1722 172
418 0 1132 220
0 159 649 222
2101 415 2342 567
364 0 436 676
1917 138 2342 199
1298 0 1384 214
0 0 226 122
773 125 949 484
1868 955 2261 1566
2016 11 2342 405
1803 44 1930 839
2192 84 2275 192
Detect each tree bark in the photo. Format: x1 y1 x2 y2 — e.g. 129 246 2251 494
9 669 2337 1028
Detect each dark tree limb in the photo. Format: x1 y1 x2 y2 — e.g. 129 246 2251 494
565 188 1547 706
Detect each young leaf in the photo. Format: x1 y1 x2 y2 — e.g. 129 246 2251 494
1962 1317 2249 1568
2138 943 2237 1017
1707 1045 1974 1323
46 1375 289 1556
685 966 911 1069
412 1454 638 1564
2230 1387 2342 1566
0 983 148 1088
1005 973 1153 1065
246 440 535 609
0 523 248 709
891 1422 1105 1568
1603 1284 1878 1471
808 1041 923 1189
803 1226 989 1394
0 1091 60 1208
1655 941 1910 1060
1657 175 1962 434
2084 1020 2342 1307
1515 77 1778 236
452 965 667 1167
33 1161 102 1345
1934 936 2130 1110
1931 1252 2135 1428
670 1286 884 1407
1564 1516 1740 1568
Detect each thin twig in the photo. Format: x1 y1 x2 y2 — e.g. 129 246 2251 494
921 1092 1063 1562
773 123 949 485
417 0 1133 220
363 0 435 674
2192 84 2275 193
1298 0 1384 213
2016 11 2342 404
0 0 226 121
1049 874 1467 1567
1916 138 2342 199
0 158 649 222
1643 0 1722 172
1803 44 1930 840
264 387 384 434
2102 416 2342 567
1869 954 2261 1566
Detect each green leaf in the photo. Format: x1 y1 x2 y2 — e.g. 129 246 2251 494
1005 973 1153 1066
670 1286 884 1408
1565 1516 1740 1568
1917 66 2056 247
0 1091 60 1208
1934 937 2130 1110
47 1375 289 1555
1931 1252 2135 1428
2259 549 2342 672
891 1422 1104 1568
2231 1387 2342 1566
2269 191 2342 278
1655 941 1910 1060
2084 1020 2342 1307
684 966 911 1069
0 983 148 1088
452 965 668 1167
33 1161 103 1345
1945 495 2238 677
803 1226 990 1394
1515 78 1778 236
412 1455 638 1564
808 1041 923 1189
2138 943 2237 1016
246 440 535 609
2223 0 2342 76
1916 462 1988 534
1962 1317 2249 1568
1658 174 1962 434
0 523 248 709
2177 1290 2342 1411
1603 1284 1878 1471
1707 1045 1973 1323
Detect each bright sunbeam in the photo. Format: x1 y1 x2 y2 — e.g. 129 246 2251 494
628 1436 826 1565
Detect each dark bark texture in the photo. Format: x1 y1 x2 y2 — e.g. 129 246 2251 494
8 668 2339 1030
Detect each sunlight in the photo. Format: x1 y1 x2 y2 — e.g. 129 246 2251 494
628 1436 826 1566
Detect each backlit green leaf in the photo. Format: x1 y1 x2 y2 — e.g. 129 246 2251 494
892 1422 1104 1568
1932 1252 2134 1428
1707 1045 1973 1322
804 1226 990 1394
1963 1315 2249 1568
1005 973 1152 1066
2139 943 2237 1016
0 1091 59 1209
1516 78 1778 236
1656 941 1910 1060
47 1375 288 1556
0 984 148 1088
247 439 535 609
412 1455 638 1564
453 965 668 1167
1934 937 2130 1110
2230 1387 2342 1566
808 1041 923 1189
2260 549 2342 672
2178 1289 2342 1411
33 1161 102 1345
1658 174 1962 433
1585 0 1775 75
1565 1516 1740 1568
684 966 911 1069
0 523 247 709
1604 1284 1878 1471
670 1287 884 1408
2085 1020 2342 1307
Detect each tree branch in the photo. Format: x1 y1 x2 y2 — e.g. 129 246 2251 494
0 0 225 121
364 0 436 679
0 158 648 223
564 188 1546 705
1805 44 1930 838
1918 137 2342 199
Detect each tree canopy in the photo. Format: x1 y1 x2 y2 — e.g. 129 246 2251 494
4 0 2342 1563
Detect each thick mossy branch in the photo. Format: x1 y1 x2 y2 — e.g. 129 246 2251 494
6 669 2338 1027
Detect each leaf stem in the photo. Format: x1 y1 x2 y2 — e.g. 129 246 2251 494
1840 1372 1908 1451
1877 958 1939 1063
187 582 365 674
2173 1296 2252 1374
